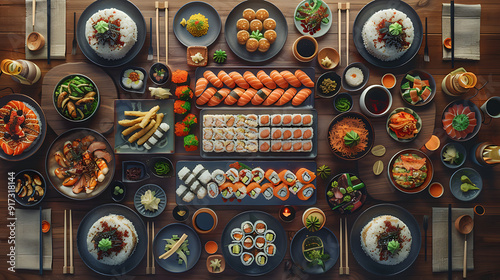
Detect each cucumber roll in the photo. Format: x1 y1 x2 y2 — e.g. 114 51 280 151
264 229 276 243
289 181 303 195
241 252 254 266
239 169 253 185
226 168 239 183
255 252 268 266
228 242 243 257
232 182 247 199
207 182 219 199
219 182 234 199
212 169 226 186
251 167 265 184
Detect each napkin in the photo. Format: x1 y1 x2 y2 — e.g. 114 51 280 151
25 0 66 60
432 207 474 273
15 208 52 270
442 4 481 61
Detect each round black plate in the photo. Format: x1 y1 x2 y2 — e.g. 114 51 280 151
76 204 147 276
352 0 423 68
290 227 339 274
172 1 221 47
134 184 167 218
225 0 288 62
350 203 421 276
76 0 147 67
221 211 286 276
441 99 482 142
326 173 367 214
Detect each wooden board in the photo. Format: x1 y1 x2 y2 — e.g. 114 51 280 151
357 93 436 202
41 62 117 135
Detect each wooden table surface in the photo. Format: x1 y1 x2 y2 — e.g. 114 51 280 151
1 0 500 279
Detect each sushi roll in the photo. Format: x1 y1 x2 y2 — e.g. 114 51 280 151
242 235 254 250
246 182 261 199
225 140 236 153
213 140 225 153
297 183 315 200
282 114 293 126
202 140 214 152
292 141 303 152
239 169 253 185
241 221 254 234
236 114 247 127
271 128 282 140
265 169 281 185
254 220 267 234
190 180 207 199
207 182 219 198
302 114 313 126
292 114 302 126
245 140 258 153
231 228 244 241
228 242 243 256
235 127 246 140
212 128 224 140
282 128 292 140
302 127 313 139
254 236 266 249
264 229 276 243
292 128 303 139
245 127 259 140
259 141 271 153
226 168 239 183
259 114 270 126
261 183 274 200
219 182 234 199
192 164 212 185
203 128 213 140
214 116 226 127
271 114 282 126
274 183 290 200
245 114 258 127
296 168 316 184
184 173 197 186
178 166 192 181
176 185 195 203
241 252 254 266
225 127 236 140
235 140 246 152
233 182 247 199
259 127 271 139
271 141 282 152
289 181 303 195
282 141 293 152
225 115 236 127
203 114 215 127
251 168 265 184
255 252 268 266
212 169 226 186
265 243 276 256
302 140 313 152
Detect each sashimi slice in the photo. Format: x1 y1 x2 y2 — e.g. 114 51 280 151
444 112 455 120
442 118 453 128
449 105 458 116
456 104 464 115
467 111 476 119
462 106 471 116
469 118 477 127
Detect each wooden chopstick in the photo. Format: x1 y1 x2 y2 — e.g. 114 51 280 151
344 218 349 275
345 3 350 66
159 234 188 259
146 222 150 274
47 0 51 64
165 2 168 65
448 204 452 280
450 1 455 68
151 222 155 274
339 218 344 275
338 3 342 66
39 206 43 275
63 210 67 274
32 0 36 28
69 210 74 274
155 2 160 63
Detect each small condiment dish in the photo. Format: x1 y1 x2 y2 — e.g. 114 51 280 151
292 35 318 62
192 208 218 234
110 180 127 202
441 142 467 169
316 71 342 98
148 156 174 178
134 183 166 218
444 37 452 49
317 47 340 70
207 254 225 273
149 62 170 85
122 161 149 183
119 67 147 94
27 32 45 51
381 73 396 89
360 85 393 117
14 169 46 207
333 92 353 113
428 182 444 198
187 46 208 67
342 62 370 92
173 205 190 222
449 167 482 201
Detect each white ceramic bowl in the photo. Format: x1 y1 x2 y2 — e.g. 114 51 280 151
359 85 393 118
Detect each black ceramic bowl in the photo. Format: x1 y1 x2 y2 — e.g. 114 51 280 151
333 92 353 113
400 69 436 106
119 67 147 94
316 71 342 98
149 63 171 85
14 169 46 207
110 180 126 202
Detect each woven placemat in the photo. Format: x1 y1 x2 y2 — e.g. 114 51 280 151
442 4 481 61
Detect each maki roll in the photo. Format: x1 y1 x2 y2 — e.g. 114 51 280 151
212 169 226 186
292 114 302 126
251 168 265 184
192 164 212 185
225 140 236 153
297 184 316 201
242 235 254 250
245 114 258 127
241 221 254 234
239 169 253 185
271 128 282 140
235 115 247 127
202 140 214 152
190 180 207 199
245 140 258 152
271 114 282 126
296 168 316 184
176 185 195 203
254 220 267 234
241 252 254 266
231 228 244 241
184 174 198 186
219 182 234 199
235 140 246 152
259 127 271 139
246 182 261 199
259 114 270 126
279 170 297 185
274 183 290 201
265 169 281 185
178 166 192 181
245 127 259 140
264 229 276 243
289 181 303 195
226 168 239 183
213 140 225 153
259 141 271 153
255 252 268 266
228 242 243 256
207 181 219 198
271 140 282 152
233 182 247 199
302 140 313 152
261 183 274 200
265 243 276 256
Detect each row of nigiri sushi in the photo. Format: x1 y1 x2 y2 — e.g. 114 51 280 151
203 113 313 128
203 140 313 153
203 127 313 141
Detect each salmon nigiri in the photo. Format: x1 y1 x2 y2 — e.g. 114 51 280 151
195 78 209 97
203 70 223 88
197 87 217 105
207 88 230 106
256 70 276 89
262 88 284 106
224 88 245 105
294 70 314 87
243 71 264 89
270 70 289 88
292 88 312 106
251 88 271 105
228 71 250 89
275 88 297 106
217 70 236 88
280 70 302 87
237 88 257 106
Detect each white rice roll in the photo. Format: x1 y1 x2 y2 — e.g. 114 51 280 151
241 221 254 235
262 185 274 200
143 123 170 150
302 140 313 152
219 183 234 199
212 169 226 186
302 114 313 126
231 228 244 241
254 235 266 249
183 174 197 186
203 128 213 140
234 183 247 199
289 181 303 195
255 252 268 266
245 114 258 127
213 140 225 153
228 242 243 256
224 114 235 127
254 220 267 234
178 166 192 181
251 168 265 184
235 127 246 140
235 140 246 152
259 114 270 126
264 243 276 256
226 168 239 183
264 229 276 243
203 114 215 127
193 164 211 185
213 128 225 140
245 140 258 153
271 114 282 126
214 115 226 127
259 140 271 153
241 252 254 266
292 114 302 126
239 169 253 185
202 140 214 152
176 184 195 203
190 180 207 199
207 182 219 198
245 127 259 140
224 140 236 152
302 127 314 139
236 114 247 127
247 186 261 199
242 235 254 250
224 128 235 140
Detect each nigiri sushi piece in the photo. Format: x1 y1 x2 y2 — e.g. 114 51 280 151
229 71 250 89
243 71 264 89
246 182 261 199
212 169 226 186
219 182 234 199
265 169 281 185
262 88 284 106
176 184 195 202
270 70 289 88
256 70 276 89
197 87 217 105
280 70 302 87
259 141 270 152
203 70 223 88
224 88 245 105
296 168 316 183
294 69 314 87
291 88 312 106
261 183 274 200
178 166 192 181
190 180 207 199
195 78 209 97
207 88 230 106
279 169 296 185
251 88 271 105
237 88 257 106
207 182 219 198
252 167 265 184
275 88 297 106
218 70 235 88
192 164 212 185
274 183 290 200
297 183 316 200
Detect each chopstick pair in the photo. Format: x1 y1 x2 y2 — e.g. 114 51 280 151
339 218 349 275
155 1 169 65
337 3 350 66
146 222 155 274
63 210 74 275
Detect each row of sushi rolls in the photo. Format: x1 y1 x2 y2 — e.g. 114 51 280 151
195 69 315 107
176 163 317 203
202 113 314 153
228 220 277 266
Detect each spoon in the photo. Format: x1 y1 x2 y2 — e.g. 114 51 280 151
455 214 474 278
423 215 429 261
27 0 45 51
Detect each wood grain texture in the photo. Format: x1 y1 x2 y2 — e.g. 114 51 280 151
1 0 500 279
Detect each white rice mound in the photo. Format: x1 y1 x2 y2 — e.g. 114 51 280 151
362 9 414 61
85 8 137 60
360 215 412 265
345 67 364 87
87 214 138 265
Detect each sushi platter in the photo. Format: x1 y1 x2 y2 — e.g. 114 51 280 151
200 108 318 159
175 161 317 206
194 67 315 108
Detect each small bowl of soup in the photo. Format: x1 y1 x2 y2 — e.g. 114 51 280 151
360 85 393 117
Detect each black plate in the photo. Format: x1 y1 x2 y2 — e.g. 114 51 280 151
290 227 339 274
0 94 46 161
134 184 167 218
76 204 147 276
350 203 421 276
225 0 288 62
77 0 147 67
326 173 367 214
173 1 221 47
352 0 423 68
221 211 286 276
14 169 47 207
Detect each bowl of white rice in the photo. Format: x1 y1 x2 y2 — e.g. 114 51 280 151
342 62 370 92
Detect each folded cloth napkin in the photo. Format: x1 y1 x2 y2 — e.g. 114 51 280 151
25 0 66 60
442 4 481 61
15 208 52 270
432 207 474 273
